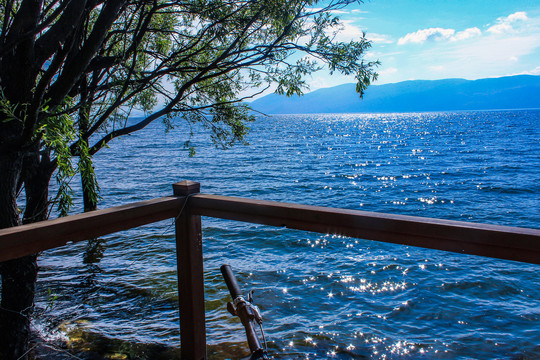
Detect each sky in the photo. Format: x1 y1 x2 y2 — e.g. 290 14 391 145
307 0 540 90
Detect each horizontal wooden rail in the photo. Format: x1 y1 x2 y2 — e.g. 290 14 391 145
0 196 185 262
1 191 539 265
190 194 540 265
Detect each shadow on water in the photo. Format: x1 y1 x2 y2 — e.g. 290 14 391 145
83 239 107 265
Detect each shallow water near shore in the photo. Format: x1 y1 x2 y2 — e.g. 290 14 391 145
35 110 539 359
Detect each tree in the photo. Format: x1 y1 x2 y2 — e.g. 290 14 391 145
0 0 378 358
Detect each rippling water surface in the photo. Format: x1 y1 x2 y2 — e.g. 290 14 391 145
36 110 539 359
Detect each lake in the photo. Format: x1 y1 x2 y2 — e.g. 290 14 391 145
36 110 540 359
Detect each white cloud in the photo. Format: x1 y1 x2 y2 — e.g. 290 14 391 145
487 23 513 34
528 66 540 74
398 28 456 45
377 66 412 84
398 12 533 47
305 8 349 15
304 13 386 44
308 77 330 91
329 9 350 15
450 36 537 63
332 20 366 42
405 33 540 81
487 11 528 34
379 67 398 75
451 27 482 41
374 67 399 84
363 51 377 60
366 33 393 44
429 65 445 72
514 66 540 75
366 11 540 83
507 11 528 22
398 27 483 45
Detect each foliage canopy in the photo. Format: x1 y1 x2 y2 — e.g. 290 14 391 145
1 0 378 186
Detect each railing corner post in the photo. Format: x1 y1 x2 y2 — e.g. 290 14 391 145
173 180 201 197
173 180 206 360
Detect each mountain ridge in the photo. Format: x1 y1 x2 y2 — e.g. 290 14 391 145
249 75 540 114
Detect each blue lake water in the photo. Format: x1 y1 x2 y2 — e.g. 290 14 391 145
36 110 539 359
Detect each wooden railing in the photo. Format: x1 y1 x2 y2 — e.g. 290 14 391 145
1 180 539 359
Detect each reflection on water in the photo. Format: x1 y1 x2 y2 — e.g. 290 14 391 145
83 238 106 264
36 111 540 359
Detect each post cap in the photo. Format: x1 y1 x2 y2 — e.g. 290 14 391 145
173 180 201 196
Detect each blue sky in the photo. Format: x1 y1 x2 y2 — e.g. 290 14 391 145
308 0 540 90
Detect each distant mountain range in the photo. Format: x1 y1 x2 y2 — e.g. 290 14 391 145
249 75 540 114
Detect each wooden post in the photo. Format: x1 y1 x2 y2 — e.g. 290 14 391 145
173 181 206 360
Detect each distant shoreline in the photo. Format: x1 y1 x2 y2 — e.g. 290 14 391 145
252 107 540 116
250 75 540 115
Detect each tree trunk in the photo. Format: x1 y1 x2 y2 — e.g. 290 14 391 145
79 93 105 264
79 81 97 214
82 173 98 212
82 173 105 264
0 150 35 360
0 151 22 230
0 148 54 360
0 256 38 360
